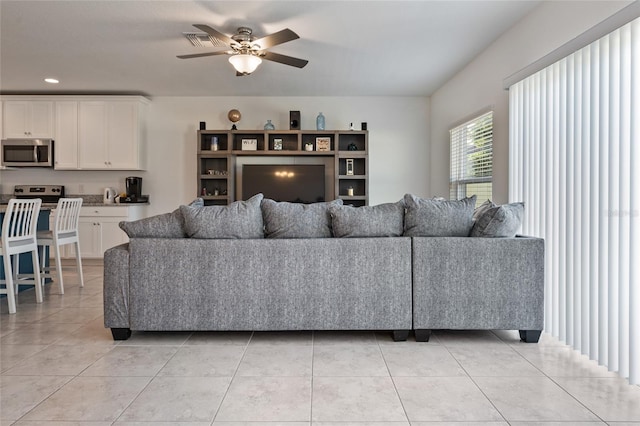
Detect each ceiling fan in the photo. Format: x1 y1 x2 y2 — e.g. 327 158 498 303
177 25 309 76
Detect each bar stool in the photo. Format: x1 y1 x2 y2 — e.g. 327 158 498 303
0 198 43 314
37 198 84 294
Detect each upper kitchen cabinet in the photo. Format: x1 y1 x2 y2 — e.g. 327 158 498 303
78 98 148 170
53 101 79 169
3 101 54 138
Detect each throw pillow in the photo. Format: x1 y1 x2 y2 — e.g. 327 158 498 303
471 202 524 238
403 193 477 237
180 193 264 239
329 201 405 238
119 198 204 238
473 199 495 222
261 198 343 238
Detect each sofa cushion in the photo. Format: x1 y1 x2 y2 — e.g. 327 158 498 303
403 194 477 237
261 198 343 238
329 201 405 238
119 198 204 238
471 202 524 238
180 194 264 239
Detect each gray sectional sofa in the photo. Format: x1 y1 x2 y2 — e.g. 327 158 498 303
103 194 544 342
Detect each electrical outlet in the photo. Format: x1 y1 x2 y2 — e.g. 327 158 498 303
79 184 85 193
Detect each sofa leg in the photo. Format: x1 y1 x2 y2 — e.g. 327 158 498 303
414 329 432 342
519 330 542 343
111 328 132 341
392 330 410 342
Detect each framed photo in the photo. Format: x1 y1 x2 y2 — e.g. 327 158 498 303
273 138 283 151
241 138 258 151
316 137 331 152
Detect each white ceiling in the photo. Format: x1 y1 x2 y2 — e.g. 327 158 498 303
0 0 540 97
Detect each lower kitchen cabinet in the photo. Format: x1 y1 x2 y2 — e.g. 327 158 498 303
54 205 144 259
78 217 125 258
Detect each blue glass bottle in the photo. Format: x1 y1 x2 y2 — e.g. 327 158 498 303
264 119 275 130
316 112 325 131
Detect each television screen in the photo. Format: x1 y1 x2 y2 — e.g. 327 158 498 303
242 164 325 203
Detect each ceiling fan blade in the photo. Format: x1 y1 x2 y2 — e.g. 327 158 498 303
193 24 235 46
177 50 229 59
253 28 299 49
261 51 308 68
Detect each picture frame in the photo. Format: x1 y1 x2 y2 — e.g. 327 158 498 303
316 137 331 152
241 138 258 151
273 138 283 150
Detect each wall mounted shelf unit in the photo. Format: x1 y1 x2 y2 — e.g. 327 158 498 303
197 130 368 207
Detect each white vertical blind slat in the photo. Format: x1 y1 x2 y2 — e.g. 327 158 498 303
509 18 639 384
598 33 610 368
629 17 639 385
618 23 631 380
608 29 620 373
589 41 600 361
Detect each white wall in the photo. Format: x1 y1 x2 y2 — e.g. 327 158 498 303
429 0 632 204
1 96 430 216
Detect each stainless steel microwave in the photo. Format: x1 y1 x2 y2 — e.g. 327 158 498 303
1 139 54 167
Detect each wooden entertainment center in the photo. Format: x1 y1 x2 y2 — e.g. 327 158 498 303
197 129 369 206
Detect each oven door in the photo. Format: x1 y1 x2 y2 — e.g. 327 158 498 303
1 139 54 167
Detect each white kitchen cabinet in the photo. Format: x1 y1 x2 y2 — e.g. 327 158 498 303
78 100 146 170
78 217 126 258
78 102 108 169
53 205 143 259
53 101 79 169
3 101 54 138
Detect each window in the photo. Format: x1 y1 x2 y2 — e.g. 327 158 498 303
449 111 493 201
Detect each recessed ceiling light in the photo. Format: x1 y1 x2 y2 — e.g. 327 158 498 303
44 78 59 84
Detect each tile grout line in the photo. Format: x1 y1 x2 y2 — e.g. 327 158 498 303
210 330 253 424
310 330 315 424
377 331 411 425
440 331 509 424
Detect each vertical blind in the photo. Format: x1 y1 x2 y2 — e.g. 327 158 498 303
509 17 639 384
450 111 493 201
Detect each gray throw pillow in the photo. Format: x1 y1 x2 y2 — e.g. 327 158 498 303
403 193 477 237
119 198 204 238
471 202 524 238
180 194 264 239
329 201 405 238
261 198 343 238
473 199 495 222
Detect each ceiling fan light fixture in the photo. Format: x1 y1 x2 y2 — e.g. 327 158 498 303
229 54 262 74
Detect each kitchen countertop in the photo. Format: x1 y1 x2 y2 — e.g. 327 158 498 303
0 194 149 208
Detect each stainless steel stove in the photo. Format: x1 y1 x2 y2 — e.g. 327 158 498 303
13 185 65 203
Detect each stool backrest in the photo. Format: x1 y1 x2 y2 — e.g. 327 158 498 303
1 198 42 254
54 198 83 235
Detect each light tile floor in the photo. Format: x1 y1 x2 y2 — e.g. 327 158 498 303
1 261 640 425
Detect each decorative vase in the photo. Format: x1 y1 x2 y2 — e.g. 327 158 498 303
316 112 325 131
264 119 275 130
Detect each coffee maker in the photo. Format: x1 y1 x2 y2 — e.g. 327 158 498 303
124 176 145 202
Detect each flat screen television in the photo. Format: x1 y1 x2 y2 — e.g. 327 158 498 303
242 164 325 203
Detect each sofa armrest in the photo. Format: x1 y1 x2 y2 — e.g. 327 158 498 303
103 243 130 329
412 236 544 330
